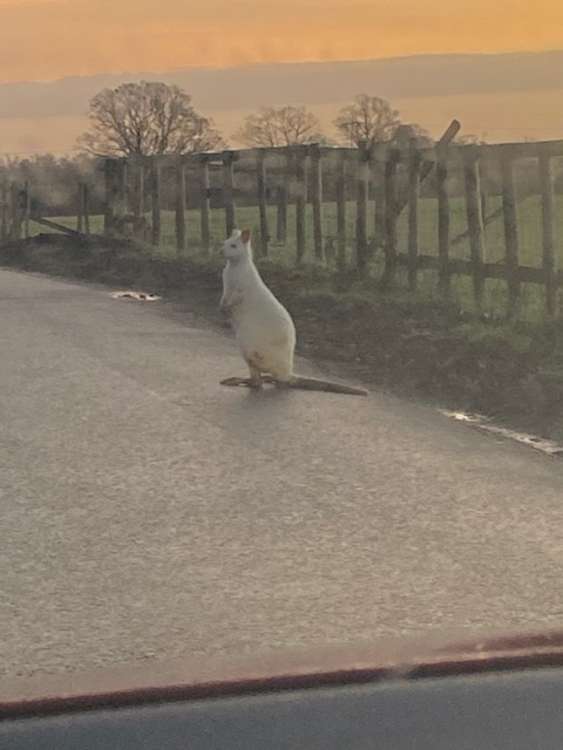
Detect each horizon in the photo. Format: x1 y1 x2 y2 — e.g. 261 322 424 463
7 46 563 87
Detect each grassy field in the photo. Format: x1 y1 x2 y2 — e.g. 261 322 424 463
31 194 563 321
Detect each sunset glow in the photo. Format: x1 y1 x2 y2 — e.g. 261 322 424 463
2 0 563 153
1 0 563 82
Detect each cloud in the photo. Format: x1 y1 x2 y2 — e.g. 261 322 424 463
2 0 563 82
0 1 61 4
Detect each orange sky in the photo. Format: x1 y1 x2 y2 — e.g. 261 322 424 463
1 0 563 82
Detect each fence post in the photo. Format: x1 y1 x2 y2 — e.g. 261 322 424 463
135 163 145 218
463 145 486 310
10 183 22 241
222 151 236 238
407 140 421 292
103 159 118 236
275 185 287 243
151 159 161 246
23 180 30 239
199 157 211 254
120 160 129 215
294 145 307 264
256 150 269 256
77 181 84 233
276 151 289 243
355 142 369 272
436 142 450 296
500 148 520 318
383 148 400 286
336 152 347 270
1 180 8 241
373 154 386 251
83 183 91 235
310 144 323 262
175 159 187 256
538 144 557 318
479 157 489 221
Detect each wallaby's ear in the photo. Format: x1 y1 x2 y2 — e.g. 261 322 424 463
241 228 251 244
231 228 241 239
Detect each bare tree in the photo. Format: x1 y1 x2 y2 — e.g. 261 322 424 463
334 94 401 147
392 122 434 147
77 81 225 157
234 105 324 147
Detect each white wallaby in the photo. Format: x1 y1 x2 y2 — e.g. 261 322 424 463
219 228 368 396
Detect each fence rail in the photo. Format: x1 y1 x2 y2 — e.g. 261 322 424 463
2 122 563 318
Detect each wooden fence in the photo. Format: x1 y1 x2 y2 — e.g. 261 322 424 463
2 122 563 318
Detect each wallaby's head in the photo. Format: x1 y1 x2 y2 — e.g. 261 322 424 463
222 228 252 262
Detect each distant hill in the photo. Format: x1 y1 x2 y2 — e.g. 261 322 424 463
1 50 563 153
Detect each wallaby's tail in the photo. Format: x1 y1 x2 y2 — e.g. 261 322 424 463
219 374 368 396
290 376 368 396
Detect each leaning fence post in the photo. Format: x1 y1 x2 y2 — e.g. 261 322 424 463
436 141 451 296
538 144 557 318
395 120 461 220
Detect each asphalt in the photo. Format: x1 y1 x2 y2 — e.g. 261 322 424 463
1 268 562 679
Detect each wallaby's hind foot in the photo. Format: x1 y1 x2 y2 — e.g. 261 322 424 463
220 376 263 389
272 379 291 390
251 375 291 389
220 376 248 387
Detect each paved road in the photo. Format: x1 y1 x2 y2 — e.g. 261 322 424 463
1 268 562 679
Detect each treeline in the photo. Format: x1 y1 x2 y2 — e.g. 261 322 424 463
3 82 563 219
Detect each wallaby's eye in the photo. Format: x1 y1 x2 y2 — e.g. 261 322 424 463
230 243 237 249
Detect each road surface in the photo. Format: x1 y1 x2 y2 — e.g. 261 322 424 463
1 268 562 679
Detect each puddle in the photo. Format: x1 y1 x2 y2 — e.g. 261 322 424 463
440 410 563 457
111 291 161 302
